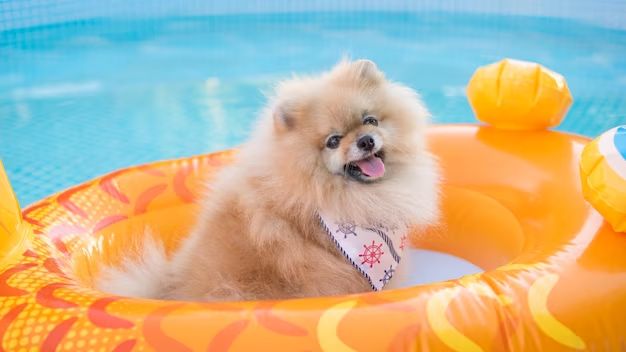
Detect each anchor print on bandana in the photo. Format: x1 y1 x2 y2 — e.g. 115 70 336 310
379 265 395 285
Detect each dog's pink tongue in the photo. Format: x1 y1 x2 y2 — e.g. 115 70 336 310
356 156 385 178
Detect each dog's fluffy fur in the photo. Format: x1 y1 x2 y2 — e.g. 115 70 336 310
97 60 439 301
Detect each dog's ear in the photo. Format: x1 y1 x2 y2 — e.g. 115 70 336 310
332 59 384 85
353 59 384 83
272 104 295 133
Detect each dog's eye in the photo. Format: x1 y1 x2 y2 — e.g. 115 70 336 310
326 135 342 149
363 115 378 126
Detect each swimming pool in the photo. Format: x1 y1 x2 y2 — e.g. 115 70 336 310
1 10 626 205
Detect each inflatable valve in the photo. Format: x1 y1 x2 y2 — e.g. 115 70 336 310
0 161 29 267
580 126 626 232
467 58 573 131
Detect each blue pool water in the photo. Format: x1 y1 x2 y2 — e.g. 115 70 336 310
1 12 626 206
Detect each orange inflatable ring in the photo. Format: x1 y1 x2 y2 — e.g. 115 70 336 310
1 59 626 351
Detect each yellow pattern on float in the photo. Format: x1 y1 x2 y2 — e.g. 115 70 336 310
317 300 357 352
528 274 586 350
426 287 483 352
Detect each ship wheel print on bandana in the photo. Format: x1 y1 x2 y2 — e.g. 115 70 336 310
336 222 358 238
359 240 384 267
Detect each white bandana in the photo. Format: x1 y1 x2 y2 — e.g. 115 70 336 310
317 211 408 291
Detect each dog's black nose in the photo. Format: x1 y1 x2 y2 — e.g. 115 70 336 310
357 135 375 151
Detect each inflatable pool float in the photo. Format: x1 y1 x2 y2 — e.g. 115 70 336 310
1 59 625 351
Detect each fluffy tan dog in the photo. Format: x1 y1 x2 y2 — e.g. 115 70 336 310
97 59 439 301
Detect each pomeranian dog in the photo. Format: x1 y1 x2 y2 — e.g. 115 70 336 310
97 59 439 301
